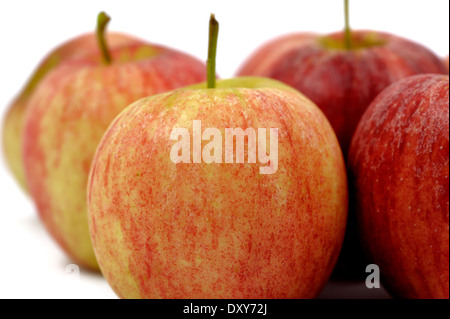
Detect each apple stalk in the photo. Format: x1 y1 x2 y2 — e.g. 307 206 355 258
207 14 219 89
344 0 352 50
97 11 112 64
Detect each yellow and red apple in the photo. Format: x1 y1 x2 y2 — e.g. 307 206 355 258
22 13 207 270
2 13 145 192
86 15 348 299
349 74 449 299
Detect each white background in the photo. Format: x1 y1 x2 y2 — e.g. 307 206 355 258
0 0 448 299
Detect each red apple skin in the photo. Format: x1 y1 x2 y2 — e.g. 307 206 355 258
445 56 449 74
2 32 144 192
349 74 449 299
87 77 348 299
238 33 318 76
22 43 207 270
237 30 447 154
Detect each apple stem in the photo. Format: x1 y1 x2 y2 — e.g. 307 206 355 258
344 0 352 50
207 14 219 89
97 12 112 65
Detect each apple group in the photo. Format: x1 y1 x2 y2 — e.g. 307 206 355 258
236 7 448 282
2 3 449 300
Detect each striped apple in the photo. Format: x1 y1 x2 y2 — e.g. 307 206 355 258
22 13 207 270
2 13 145 193
238 30 447 155
86 15 348 299
349 74 449 299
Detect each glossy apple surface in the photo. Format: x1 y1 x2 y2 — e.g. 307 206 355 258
349 74 449 299
87 77 348 298
22 42 207 270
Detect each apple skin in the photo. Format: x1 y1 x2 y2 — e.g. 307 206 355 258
349 74 449 299
87 77 348 299
2 32 144 192
237 30 447 154
445 56 449 74
22 42 207 270
237 33 317 76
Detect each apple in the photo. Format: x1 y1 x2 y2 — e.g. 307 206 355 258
2 12 145 192
87 14 348 299
237 1 447 155
349 74 449 299
22 12 207 270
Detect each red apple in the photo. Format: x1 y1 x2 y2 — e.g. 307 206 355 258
349 74 449 299
238 32 446 155
2 13 145 192
86 15 348 299
22 13 207 270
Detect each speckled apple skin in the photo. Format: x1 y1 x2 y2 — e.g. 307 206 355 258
87 77 348 299
22 43 207 270
349 75 449 299
2 32 143 193
238 30 447 154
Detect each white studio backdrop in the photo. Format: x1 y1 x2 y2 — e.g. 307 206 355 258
0 0 448 299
